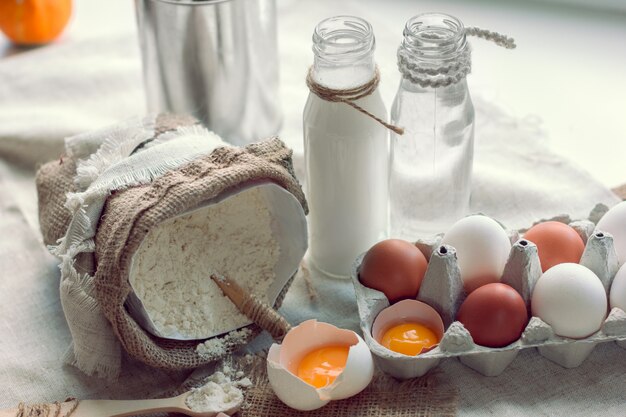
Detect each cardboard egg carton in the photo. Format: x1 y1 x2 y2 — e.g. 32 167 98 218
351 204 626 378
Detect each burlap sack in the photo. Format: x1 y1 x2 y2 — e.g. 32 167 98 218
36 157 78 247
94 138 307 369
37 113 200 248
36 114 307 372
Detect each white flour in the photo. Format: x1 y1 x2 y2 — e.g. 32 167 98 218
196 328 253 358
129 187 280 339
185 371 250 413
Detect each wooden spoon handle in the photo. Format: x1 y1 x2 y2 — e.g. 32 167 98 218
0 399 184 417
1 396 240 417
211 275 291 340
241 294 292 340
72 398 186 417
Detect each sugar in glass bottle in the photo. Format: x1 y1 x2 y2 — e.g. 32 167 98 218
389 13 475 239
304 16 389 278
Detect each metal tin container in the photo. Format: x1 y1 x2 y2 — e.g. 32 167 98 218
135 0 282 146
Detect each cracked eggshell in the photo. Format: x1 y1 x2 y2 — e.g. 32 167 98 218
371 299 445 356
266 320 374 411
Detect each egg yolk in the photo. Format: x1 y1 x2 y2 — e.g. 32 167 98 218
296 345 350 388
380 322 439 356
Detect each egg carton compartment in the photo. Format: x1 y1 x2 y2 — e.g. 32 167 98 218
351 205 626 378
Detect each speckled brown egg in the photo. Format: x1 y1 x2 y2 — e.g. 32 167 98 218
359 239 428 304
457 283 529 348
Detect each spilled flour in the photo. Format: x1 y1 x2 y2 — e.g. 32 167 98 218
196 328 253 358
185 371 252 413
129 187 280 339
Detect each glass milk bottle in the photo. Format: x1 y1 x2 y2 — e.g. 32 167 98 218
304 16 389 278
389 13 474 239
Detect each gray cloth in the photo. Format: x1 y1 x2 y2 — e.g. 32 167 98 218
1 3 625 417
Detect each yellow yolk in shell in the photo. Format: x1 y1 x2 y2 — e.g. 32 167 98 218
296 345 350 388
380 322 439 356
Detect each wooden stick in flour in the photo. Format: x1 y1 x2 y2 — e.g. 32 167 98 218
210 274 292 341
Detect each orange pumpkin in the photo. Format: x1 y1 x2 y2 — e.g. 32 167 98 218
0 0 72 45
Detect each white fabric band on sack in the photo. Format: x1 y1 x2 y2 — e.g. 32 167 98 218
52 117 226 378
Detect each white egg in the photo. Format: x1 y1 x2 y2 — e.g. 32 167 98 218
266 320 374 411
441 215 512 292
610 263 626 311
531 263 607 339
596 201 626 265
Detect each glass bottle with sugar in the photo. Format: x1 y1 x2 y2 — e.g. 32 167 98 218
304 16 397 278
389 13 515 239
389 13 474 239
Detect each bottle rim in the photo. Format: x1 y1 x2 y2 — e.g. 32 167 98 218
312 15 376 63
402 13 467 60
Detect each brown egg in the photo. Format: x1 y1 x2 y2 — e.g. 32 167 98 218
359 239 428 304
457 283 528 348
524 221 585 272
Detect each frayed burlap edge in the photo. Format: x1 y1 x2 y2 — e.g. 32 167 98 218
36 113 201 249
94 137 308 370
36 113 209 377
36 157 78 247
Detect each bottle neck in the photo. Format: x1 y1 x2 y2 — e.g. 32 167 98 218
311 16 377 90
399 13 468 68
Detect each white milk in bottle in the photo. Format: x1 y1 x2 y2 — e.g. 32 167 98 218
304 16 389 278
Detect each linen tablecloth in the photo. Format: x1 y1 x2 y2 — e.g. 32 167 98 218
1 1 625 416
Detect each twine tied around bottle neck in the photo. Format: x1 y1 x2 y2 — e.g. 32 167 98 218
397 27 516 88
306 66 405 135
